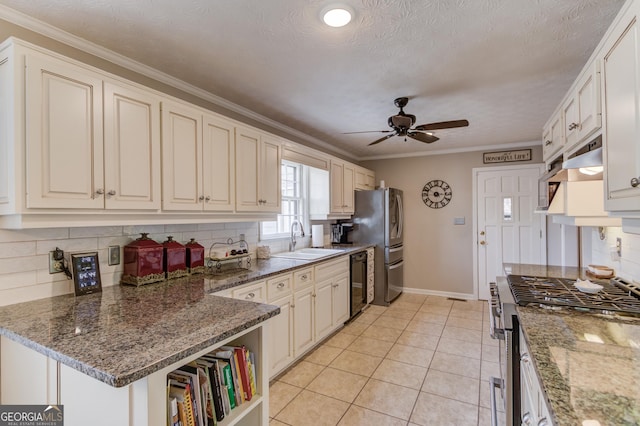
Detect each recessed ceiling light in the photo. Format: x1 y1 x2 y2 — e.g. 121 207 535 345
323 7 352 27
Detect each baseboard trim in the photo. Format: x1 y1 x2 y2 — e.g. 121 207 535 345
402 287 476 301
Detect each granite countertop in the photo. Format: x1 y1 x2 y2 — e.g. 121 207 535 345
0 246 368 388
504 264 640 426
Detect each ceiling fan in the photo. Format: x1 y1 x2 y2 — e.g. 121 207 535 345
345 97 469 146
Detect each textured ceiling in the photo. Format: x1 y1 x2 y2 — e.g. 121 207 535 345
0 0 626 159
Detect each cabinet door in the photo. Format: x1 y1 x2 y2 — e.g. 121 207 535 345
330 161 344 213
293 286 315 357
235 126 261 211
543 112 564 161
576 61 601 142
103 81 161 210
161 101 203 211
314 279 334 341
342 163 355 213
203 114 234 211
332 273 350 325
260 136 281 212
602 9 640 211
563 96 579 148
269 294 294 377
25 53 104 209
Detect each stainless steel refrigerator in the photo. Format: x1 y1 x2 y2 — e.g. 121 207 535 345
352 188 404 306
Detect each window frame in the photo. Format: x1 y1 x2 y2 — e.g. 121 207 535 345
259 161 310 240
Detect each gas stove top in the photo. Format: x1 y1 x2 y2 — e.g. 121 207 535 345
507 275 640 316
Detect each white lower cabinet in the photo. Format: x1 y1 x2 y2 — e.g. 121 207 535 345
217 256 350 379
0 326 268 426
520 330 553 426
292 285 315 357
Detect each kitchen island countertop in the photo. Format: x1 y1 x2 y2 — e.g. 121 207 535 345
0 246 369 388
504 263 640 426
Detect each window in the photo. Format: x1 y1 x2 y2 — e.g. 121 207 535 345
260 161 308 239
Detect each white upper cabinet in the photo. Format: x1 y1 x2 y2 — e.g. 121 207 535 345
542 109 564 162
355 166 376 191
330 160 355 214
25 52 105 209
161 101 235 212
602 3 640 212
563 61 601 151
202 114 235 211
103 81 161 210
161 101 203 211
235 126 281 213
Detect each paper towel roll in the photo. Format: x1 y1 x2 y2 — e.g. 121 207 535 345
312 225 324 248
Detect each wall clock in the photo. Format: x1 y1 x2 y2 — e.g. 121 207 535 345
422 180 452 209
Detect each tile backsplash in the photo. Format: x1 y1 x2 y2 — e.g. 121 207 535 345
590 227 640 282
0 222 312 306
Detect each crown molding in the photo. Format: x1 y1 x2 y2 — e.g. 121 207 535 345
359 140 541 161
0 4 357 160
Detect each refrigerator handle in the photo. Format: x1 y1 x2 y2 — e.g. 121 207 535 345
389 260 404 270
397 193 403 239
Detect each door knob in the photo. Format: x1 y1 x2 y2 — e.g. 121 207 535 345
480 231 485 236
631 177 639 188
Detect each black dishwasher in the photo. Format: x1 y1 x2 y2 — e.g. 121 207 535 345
350 252 368 320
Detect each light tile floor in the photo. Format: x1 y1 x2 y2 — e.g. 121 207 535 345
269 293 507 426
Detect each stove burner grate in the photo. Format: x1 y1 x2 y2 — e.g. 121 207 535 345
507 275 640 316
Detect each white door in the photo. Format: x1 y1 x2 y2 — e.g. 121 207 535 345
235 126 261 211
260 136 281 212
474 165 545 300
332 273 350 325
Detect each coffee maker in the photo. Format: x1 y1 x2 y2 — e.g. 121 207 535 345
331 223 353 244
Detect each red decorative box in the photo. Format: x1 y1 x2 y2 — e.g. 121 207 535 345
163 236 188 279
121 233 164 286
185 238 205 274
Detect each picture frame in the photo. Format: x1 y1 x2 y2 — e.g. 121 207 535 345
71 252 102 296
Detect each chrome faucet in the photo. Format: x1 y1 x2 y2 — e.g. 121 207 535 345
289 220 305 252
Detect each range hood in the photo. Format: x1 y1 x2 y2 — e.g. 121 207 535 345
541 135 621 227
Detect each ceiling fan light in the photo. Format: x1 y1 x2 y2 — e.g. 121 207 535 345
323 8 352 27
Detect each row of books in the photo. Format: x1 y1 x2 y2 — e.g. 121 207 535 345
167 345 258 426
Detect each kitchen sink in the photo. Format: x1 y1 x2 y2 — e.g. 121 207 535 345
271 248 344 260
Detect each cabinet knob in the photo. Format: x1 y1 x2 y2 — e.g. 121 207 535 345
480 241 486 245
631 177 639 188
199 195 205 201
568 122 579 131
301 274 308 281
95 188 104 195
522 412 532 426
245 292 255 299
205 196 211 202
277 282 285 289
544 140 552 146
107 190 116 196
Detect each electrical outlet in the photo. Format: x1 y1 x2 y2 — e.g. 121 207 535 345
616 237 622 258
49 249 65 274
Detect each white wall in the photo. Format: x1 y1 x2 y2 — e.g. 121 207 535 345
0 222 309 307
589 227 640 281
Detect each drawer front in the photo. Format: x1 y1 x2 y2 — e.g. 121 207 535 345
232 281 266 303
267 274 292 301
293 268 314 290
315 256 349 282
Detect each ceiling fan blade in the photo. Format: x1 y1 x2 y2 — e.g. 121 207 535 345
342 130 393 134
407 131 439 144
368 133 396 146
414 119 469 131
